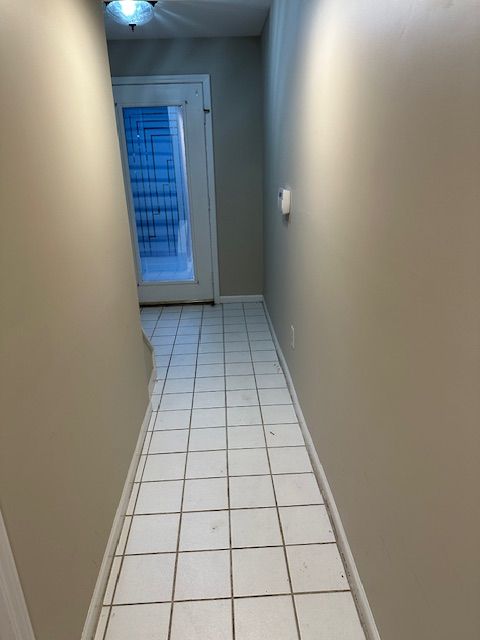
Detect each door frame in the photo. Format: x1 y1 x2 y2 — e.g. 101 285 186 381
112 74 220 304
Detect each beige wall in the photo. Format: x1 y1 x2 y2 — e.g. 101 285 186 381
108 37 264 296
262 2 480 639
0 2 151 639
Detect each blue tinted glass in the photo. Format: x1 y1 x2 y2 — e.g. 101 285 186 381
123 106 194 283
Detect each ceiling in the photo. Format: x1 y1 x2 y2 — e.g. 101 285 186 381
104 0 271 40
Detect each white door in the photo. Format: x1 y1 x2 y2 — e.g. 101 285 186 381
113 80 216 303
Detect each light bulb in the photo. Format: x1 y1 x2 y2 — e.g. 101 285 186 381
119 1 136 17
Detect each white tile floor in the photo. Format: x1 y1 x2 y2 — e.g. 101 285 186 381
95 303 366 640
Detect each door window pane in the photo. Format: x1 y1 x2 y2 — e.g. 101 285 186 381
123 106 195 283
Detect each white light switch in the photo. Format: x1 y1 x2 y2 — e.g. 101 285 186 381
279 188 291 216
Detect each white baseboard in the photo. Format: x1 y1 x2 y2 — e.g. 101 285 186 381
218 295 264 304
0 512 36 640
262 298 381 640
81 399 153 640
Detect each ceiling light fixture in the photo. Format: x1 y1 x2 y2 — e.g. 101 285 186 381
104 1 158 31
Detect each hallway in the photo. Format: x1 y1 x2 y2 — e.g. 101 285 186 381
95 303 365 640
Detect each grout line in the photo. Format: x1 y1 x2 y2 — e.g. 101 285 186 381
131 503 325 517
135 470 315 484
166 304 203 640
242 302 302 640
115 541 340 557
105 587 352 609
223 306 236 640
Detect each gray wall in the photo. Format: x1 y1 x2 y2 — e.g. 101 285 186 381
262 2 480 639
0 2 151 638
108 37 264 296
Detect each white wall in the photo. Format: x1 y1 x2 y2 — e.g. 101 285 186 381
0 2 151 638
262 2 480 639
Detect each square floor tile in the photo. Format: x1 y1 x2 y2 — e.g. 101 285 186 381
247 331 271 341
197 352 224 365
201 322 223 332
234 596 298 640
225 362 254 376
193 391 225 409
149 430 189 454
226 375 256 390
196 363 225 378
143 453 186 481
172 344 198 355
229 475 276 508
228 426 265 450
198 342 224 354
230 508 282 547
153 380 164 395
179 510 230 551
225 330 248 341
233 547 290 596
175 334 199 345
154 327 176 337
194 376 225 392
253 362 283 375
261 404 297 424
151 395 161 411
250 340 275 351
170 354 196 366
265 424 304 448
252 351 278 363
227 389 259 407
126 514 180 554
105 603 171 640
200 334 223 344
171 600 233 640
228 448 269 476
154 365 169 378
273 474 323 507
225 351 252 363
174 550 231 600
163 378 194 394
189 427 226 451
113 554 175 604
167 365 196 379
183 477 228 511
256 373 287 389
225 341 250 353
295 592 365 640
191 408 226 428
160 393 192 411
258 388 292 406
287 544 348 592
269 447 312 474
186 450 227 478
227 406 262 426
135 481 183 514
224 322 246 331
154 410 191 431
279 505 334 544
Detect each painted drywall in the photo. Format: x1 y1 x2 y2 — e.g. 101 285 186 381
0 2 151 639
262 2 480 639
108 37 264 296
